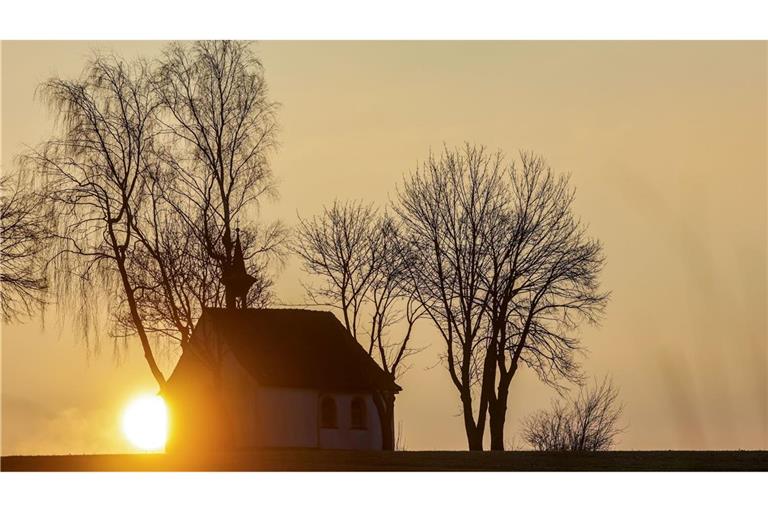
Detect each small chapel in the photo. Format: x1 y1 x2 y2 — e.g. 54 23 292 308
164 232 400 451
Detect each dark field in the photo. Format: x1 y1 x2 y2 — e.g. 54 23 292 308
2 450 767 471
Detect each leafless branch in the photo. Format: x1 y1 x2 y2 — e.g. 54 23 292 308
522 376 625 451
0 171 53 322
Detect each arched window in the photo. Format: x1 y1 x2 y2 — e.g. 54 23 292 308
320 396 337 429
350 397 367 430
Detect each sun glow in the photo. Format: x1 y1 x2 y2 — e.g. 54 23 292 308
122 394 168 451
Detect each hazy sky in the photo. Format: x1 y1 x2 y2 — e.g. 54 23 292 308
2 41 766 454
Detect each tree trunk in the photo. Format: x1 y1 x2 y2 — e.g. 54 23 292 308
373 391 396 450
466 424 484 451
115 254 166 391
462 397 485 451
489 398 507 450
488 367 513 450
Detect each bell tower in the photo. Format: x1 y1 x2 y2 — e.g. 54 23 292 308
221 228 257 309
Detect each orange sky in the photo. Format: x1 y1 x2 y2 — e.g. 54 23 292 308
1 41 766 454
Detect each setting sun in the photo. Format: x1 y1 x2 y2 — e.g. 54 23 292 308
122 394 168 451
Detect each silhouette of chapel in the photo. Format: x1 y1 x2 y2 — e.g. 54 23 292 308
164 232 400 451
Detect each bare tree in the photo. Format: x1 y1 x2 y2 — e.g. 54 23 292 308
483 153 608 450
154 40 285 310
396 144 607 450
116 173 209 349
365 215 425 379
0 172 52 322
522 377 624 451
293 201 424 450
294 201 423 377
293 200 381 340
24 55 168 388
395 145 508 450
128 40 286 354
123 166 277 351
21 42 287 393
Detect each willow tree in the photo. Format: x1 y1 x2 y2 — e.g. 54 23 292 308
0 172 52 322
25 56 168 388
23 42 287 390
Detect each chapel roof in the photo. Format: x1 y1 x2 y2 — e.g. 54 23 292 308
176 308 401 393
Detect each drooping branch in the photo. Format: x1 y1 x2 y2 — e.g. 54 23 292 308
0 172 53 322
24 55 168 388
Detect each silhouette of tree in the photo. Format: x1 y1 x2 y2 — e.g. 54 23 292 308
522 377 624 451
154 41 285 311
24 56 169 388
22 42 286 391
364 215 424 378
294 201 423 377
120 168 278 351
483 153 608 450
109 41 285 351
0 172 52 322
294 201 380 340
293 200 424 450
395 144 607 450
395 145 508 450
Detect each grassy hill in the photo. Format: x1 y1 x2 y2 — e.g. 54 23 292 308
3 450 767 471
